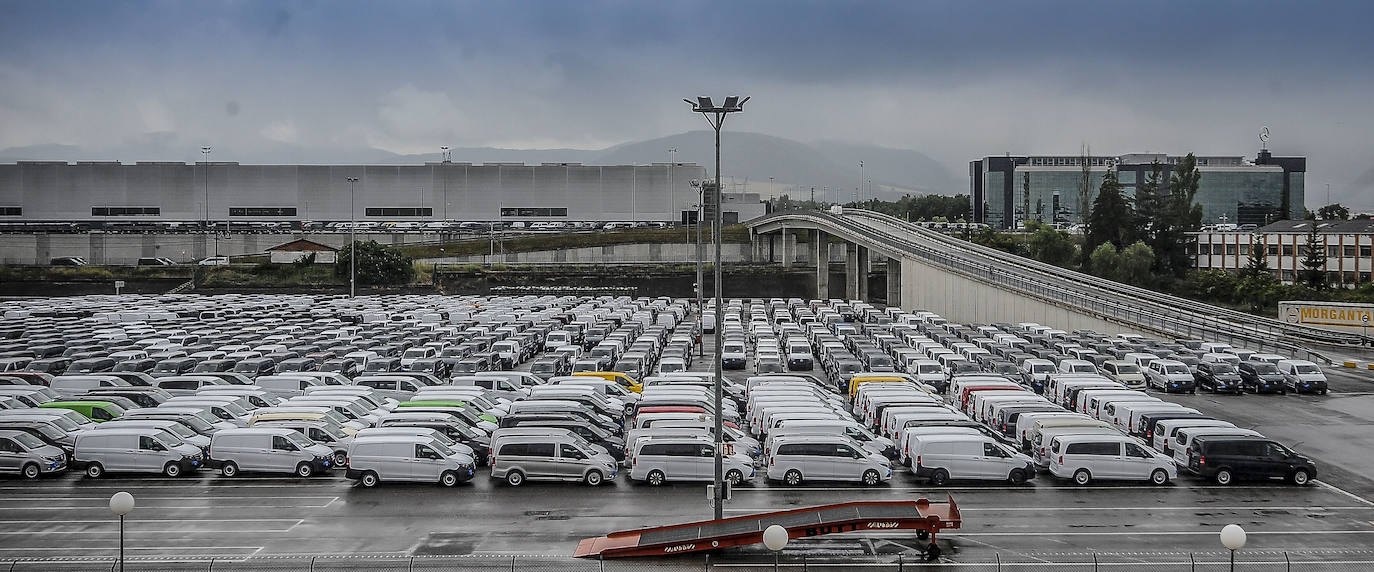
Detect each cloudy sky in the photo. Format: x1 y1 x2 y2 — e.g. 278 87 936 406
2 0 1372 206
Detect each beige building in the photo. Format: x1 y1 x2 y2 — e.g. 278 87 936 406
1191 219 1374 287
267 239 338 264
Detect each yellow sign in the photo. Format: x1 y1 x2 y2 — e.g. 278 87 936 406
1297 306 1373 328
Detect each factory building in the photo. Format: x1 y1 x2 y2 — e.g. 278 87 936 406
0 161 766 225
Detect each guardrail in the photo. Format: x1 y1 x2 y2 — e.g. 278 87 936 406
749 209 1351 363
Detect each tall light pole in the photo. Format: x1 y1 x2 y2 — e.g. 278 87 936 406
346 176 359 298
858 160 864 204
685 94 748 521
109 492 134 572
668 147 677 227
201 146 214 256
440 146 450 222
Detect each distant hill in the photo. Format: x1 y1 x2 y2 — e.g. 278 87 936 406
0 132 960 199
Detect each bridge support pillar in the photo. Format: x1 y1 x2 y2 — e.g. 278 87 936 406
813 230 829 299
857 246 870 301
886 257 902 308
781 230 794 269
845 243 859 300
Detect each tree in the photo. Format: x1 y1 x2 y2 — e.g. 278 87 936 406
1025 221 1079 268
1119 241 1155 286
335 240 416 285
1300 223 1327 290
1088 242 1123 281
1241 236 1271 279
1317 203 1351 221
1084 167 1131 262
1077 145 1094 226
1155 153 1203 277
1132 160 1164 249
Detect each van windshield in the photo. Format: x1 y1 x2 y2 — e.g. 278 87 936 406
429 440 456 456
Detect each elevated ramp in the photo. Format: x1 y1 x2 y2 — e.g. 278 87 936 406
574 496 959 559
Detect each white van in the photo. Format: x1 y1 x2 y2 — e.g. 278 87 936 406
630 435 755 485
1047 433 1175 485
50 375 131 399
255 375 327 398
345 433 476 487
74 427 204 478
209 427 334 477
1152 418 1234 456
766 434 890 486
909 433 1035 485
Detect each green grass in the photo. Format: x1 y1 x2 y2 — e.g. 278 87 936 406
0 265 193 281
196 264 343 288
398 225 752 259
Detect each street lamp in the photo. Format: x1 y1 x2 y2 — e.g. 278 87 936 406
858 160 864 204
1220 524 1246 572
346 176 359 298
685 94 748 521
440 146 450 221
763 524 788 572
109 491 134 572
668 147 678 229
201 146 214 256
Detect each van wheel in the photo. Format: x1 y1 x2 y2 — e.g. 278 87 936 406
163 462 182 478
333 451 347 466
221 462 239 478
360 471 379 488
584 470 604 487
1008 469 1027 485
1290 468 1311 486
21 463 41 480
1214 468 1234 485
928 469 948 486
862 469 881 487
726 469 744 486
440 471 459 487
784 469 803 487
1072 469 1091 485
295 462 314 478
506 470 525 487
1150 469 1169 486
646 470 665 486
84 463 104 479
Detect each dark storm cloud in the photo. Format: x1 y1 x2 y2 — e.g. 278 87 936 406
1 1 1372 206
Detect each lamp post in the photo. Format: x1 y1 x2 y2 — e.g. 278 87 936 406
763 524 788 572
690 179 704 358
346 176 359 298
440 146 450 221
668 147 677 227
201 146 214 256
859 160 864 204
685 94 748 521
1220 524 1246 572
109 491 134 572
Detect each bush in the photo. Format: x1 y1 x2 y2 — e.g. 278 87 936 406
335 241 416 285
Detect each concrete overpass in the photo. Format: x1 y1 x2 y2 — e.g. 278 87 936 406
746 208 1370 363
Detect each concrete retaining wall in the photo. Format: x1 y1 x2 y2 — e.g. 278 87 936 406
2 232 481 265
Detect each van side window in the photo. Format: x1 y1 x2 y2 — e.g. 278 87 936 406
91 408 114 421
983 443 1005 457
1264 443 1289 458
308 429 331 442
499 443 528 456
833 444 858 458
1124 443 1151 458
272 436 296 451
416 445 441 459
0 438 18 453
138 436 164 451
400 381 418 392
559 444 586 460
1066 442 1119 456
526 443 555 457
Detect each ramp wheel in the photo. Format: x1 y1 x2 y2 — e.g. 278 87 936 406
923 542 941 561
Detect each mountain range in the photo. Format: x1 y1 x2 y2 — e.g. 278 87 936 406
0 131 959 200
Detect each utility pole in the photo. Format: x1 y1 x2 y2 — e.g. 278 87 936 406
346 176 359 298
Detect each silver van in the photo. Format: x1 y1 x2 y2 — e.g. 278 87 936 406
50 375 132 398
907 432 1034 485
629 435 755 486
74 427 204 477
209 427 334 477
0 429 67 479
345 433 476 487
766 434 890 486
489 428 617 486
253 419 353 465
99 419 210 453
255 376 328 398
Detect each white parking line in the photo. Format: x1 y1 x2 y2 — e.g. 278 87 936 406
0 495 337 501
1316 481 1374 507
726 485 1288 491
936 530 1374 537
0 527 298 535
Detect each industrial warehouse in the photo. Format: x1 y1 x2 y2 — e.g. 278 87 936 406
0 160 766 226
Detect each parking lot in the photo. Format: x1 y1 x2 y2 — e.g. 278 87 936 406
1 294 1373 566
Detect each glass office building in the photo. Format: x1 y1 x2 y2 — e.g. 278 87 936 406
970 149 1305 230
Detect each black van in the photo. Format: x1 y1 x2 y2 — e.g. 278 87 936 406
1186 435 1316 486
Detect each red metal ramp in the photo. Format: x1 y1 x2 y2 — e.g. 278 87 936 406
574 496 960 559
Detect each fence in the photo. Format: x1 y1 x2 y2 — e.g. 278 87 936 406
10 553 1374 572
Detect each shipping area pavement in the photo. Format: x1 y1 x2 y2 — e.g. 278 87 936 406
2 355 1374 568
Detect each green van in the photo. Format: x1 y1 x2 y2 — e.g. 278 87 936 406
397 401 499 425
39 401 127 423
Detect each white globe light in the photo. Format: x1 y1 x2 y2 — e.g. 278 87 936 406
1220 524 1247 551
109 491 135 516
762 524 788 552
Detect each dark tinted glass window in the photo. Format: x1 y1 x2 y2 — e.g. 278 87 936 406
498 443 528 456
526 443 555 457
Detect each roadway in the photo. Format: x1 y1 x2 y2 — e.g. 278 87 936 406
1 356 1372 568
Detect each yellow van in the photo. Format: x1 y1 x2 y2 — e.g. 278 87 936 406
847 375 910 401
573 371 642 394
